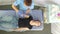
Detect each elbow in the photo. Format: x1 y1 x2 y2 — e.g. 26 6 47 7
11 4 16 9
12 4 14 8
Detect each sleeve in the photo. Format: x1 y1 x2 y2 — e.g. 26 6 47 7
13 0 20 6
30 0 34 9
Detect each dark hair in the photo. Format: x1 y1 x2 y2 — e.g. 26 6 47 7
24 0 32 6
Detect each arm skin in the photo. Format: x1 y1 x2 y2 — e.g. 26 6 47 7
12 4 19 13
13 27 29 31
12 4 30 13
26 8 31 14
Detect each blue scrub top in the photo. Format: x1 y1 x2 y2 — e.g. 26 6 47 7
13 0 34 10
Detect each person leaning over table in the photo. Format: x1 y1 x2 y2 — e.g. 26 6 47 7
12 0 41 31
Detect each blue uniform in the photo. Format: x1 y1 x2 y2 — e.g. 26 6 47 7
13 0 34 18
13 0 34 10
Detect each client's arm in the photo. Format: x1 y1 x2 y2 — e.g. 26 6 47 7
30 20 41 26
13 27 29 31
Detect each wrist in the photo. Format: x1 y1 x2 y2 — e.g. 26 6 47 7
16 10 19 13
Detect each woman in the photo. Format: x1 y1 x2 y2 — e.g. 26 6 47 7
12 0 34 18
12 0 41 31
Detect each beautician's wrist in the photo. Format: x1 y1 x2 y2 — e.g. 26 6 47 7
16 10 19 13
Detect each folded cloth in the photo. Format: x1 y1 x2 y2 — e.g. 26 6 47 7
0 11 18 32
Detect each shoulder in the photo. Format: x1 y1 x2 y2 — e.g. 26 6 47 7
32 0 34 2
15 0 22 2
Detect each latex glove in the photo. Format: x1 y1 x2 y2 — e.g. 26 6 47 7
17 11 24 18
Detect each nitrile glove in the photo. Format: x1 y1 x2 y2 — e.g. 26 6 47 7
18 11 24 18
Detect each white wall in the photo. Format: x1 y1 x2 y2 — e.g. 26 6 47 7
0 0 60 6
51 23 60 34
0 0 15 5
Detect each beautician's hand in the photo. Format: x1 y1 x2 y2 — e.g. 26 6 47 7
24 14 29 18
26 8 30 14
17 11 24 18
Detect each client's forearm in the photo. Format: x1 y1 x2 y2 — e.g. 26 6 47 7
14 27 29 31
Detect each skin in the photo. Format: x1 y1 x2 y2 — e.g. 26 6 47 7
12 4 30 18
12 4 30 13
12 0 41 31
13 27 29 31
30 20 41 26
12 3 30 31
12 20 41 31
12 5 19 13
